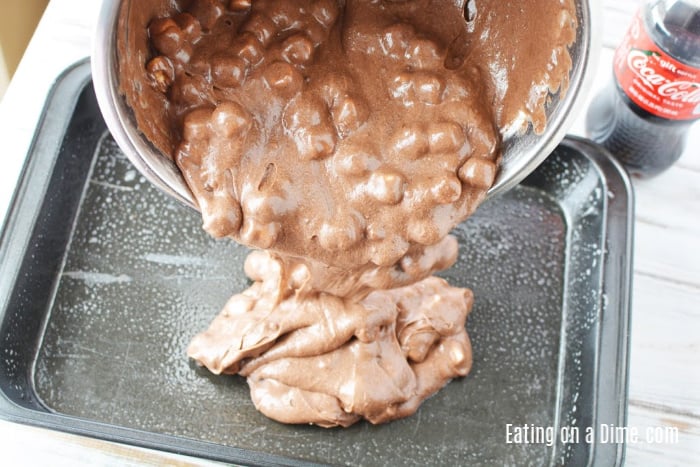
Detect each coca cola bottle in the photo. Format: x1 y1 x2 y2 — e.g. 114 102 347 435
586 0 700 177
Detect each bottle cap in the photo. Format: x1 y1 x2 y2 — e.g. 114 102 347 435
662 1 700 66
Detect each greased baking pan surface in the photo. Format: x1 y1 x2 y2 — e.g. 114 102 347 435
0 61 633 466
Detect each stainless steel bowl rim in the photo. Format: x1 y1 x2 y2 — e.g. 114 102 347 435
93 0 198 210
92 0 601 207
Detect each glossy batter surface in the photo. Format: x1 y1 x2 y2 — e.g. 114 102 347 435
117 0 576 427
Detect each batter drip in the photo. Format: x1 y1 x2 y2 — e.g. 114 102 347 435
188 236 471 427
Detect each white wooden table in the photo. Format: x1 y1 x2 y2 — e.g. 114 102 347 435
0 1 697 465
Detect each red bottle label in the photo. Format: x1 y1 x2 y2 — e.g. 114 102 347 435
614 11 700 121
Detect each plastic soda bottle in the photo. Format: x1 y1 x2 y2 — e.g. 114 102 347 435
586 0 700 177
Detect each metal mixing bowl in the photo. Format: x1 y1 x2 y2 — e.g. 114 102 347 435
92 0 599 209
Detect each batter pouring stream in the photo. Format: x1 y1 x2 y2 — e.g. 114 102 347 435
117 0 576 427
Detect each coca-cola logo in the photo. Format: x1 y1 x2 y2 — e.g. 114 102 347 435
627 50 700 104
659 81 700 104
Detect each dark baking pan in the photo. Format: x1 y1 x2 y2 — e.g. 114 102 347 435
0 60 633 466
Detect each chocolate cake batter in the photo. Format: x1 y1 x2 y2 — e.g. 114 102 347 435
117 0 576 427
